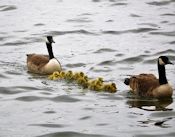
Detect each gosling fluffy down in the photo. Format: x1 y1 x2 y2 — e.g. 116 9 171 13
124 56 173 99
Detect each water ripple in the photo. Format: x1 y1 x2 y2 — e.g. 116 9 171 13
98 60 116 66
92 0 101 2
79 116 91 120
46 30 97 36
102 28 158 35
117 57 143 64
30 124 67 128
43 111 56 114
110 2 128 6
37 131 111 137
16 96 43 102
50 95 81 103
67 18 92 23
155 49 175 55
150 31 175 37
90 66 112 72
34 23 45 27
0 5 17 12
130 14 141 18
139 23 159 27
135 132 175 137
93 48 117 53
65 63 86 68
147 1 173 6
0 36 7 41
0 87 21 95
115 53 124 57
0 74 8 79
169 41 175 44
161 13 175 16
3 40 31 46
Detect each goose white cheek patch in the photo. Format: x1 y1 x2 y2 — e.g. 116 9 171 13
158 58 165 65
41 37 49 43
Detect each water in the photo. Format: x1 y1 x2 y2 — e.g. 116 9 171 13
0 0 175 136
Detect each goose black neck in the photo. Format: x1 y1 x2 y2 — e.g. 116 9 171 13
46 43 54 59
158 62 167 85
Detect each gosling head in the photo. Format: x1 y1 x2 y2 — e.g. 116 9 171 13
84 76 88 81
60 71 66 78
53 71 60 77
66 70 73 76
158 56 173 66
111 83 117 88
68 70 73 74
97 77 104 83
79 72 84 77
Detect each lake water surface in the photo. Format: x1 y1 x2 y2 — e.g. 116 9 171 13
0 0 175 137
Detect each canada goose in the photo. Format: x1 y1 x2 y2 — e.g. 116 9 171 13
27 36 61 74
124 56 173 99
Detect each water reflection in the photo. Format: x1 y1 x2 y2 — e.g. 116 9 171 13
38 131 112 137
127 97 173 111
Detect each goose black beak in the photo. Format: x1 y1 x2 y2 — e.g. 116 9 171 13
52 40 55 43
168 61 173 65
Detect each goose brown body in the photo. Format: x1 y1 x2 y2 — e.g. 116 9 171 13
124 56 173 99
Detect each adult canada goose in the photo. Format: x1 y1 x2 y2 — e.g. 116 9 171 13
124 56 173 99
27 36 61 74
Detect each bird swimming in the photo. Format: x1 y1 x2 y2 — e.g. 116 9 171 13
27 36 61 74
124 56 173 99
48 70 117 93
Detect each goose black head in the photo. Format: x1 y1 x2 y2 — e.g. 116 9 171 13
46 36 55 44
158 56 173 65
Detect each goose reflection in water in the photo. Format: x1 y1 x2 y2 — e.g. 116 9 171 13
126 97 173 111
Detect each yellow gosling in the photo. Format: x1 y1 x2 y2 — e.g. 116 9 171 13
95 78 103 87
59 71 66 79
102 83 117 93
88 83 95 90
65 70 73 81
72 72 80 80
83 75 89 82
94 83 103 91
88 80 103 91
88 79 100 91
48 74 54 80
97 77 104 83
110 83 117 93
72 71 85 80
79 72 84 77
76 76 89 88
88 77 103 87
48 70 117 93
48 71 61 80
